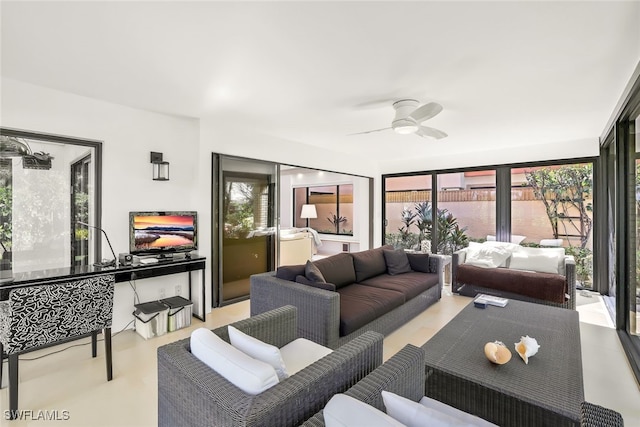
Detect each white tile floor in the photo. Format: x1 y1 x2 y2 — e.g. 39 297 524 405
1 286 639 426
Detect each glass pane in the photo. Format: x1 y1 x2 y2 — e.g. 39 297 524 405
634 117 639 335
513 163 594 288
338 184 353 236
293 187 307 228
384 175 432 251
0 133 97 273
436 171 494 254
308 185 337 234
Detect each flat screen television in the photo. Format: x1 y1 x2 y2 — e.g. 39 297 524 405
129 211 197 256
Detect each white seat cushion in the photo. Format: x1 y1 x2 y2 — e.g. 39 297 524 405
324 394 405 427
419 396 498 426
190 328 278 395
280 338 333 375
228 325 288 380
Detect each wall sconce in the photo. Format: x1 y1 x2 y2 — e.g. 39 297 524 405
150 152 170 181
300 204 317 227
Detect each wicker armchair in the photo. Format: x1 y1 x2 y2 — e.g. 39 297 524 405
157 305 384 427
302 345 625 427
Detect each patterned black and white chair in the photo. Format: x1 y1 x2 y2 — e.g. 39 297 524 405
0 275 115 420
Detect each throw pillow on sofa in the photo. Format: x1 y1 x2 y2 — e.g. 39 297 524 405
383 249 412 275
406 253 431 273
305 260 327 283
464 245 511 269
295 275 337 291
228 325 288 380
190 328 279 395
324 394 404 427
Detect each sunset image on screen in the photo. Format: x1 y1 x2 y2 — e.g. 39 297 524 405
134 214 195 250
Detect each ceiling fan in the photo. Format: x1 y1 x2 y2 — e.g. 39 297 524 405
352 99 448 139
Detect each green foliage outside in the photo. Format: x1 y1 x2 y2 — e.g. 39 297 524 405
525 164 593 287
387 201 469 255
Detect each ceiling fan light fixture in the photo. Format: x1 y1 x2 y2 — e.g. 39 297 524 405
392 118 419 135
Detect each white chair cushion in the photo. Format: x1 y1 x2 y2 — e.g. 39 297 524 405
510 247 565 274
228 325 288 380
419 396 498 426
280 338 332 376
190 328 279 395
324 394 405 427
382 391 469 427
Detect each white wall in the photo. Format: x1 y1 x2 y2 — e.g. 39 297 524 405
1 78 200 330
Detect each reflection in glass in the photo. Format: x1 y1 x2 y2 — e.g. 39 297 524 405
295 184 353 235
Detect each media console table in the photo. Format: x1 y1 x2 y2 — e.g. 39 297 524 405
0 255 207 321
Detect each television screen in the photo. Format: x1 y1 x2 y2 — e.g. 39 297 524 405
129 211 197 255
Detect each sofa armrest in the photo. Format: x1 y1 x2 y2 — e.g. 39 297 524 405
452 250 467 293
158 329 384 427
212 304 298 348
301 344 425 426
250 272 341 348
564 256 577 309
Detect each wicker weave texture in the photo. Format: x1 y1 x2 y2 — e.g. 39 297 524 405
301 344 426 426
452 251 577 310
580 402 625 427
157 305 384 427
421 300 584 427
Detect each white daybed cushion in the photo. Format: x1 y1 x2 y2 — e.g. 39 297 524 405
280 338 333 376
324 394 404 427
509 247 565 274
190 328 279 395
228 325 288 380
464 245 511 269
382 391 470 427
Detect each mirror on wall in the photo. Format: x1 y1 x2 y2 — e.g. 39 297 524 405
0 129 101 275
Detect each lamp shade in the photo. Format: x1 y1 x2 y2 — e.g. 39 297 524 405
300 204 317 219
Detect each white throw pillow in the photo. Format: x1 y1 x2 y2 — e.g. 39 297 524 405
228 325 288 380
280 338 332 376
419 396 498 426
190 327 279 395
464 245 511 269
382 391 469 427
481 241 520 267
510 247 565 274
324 394 405 427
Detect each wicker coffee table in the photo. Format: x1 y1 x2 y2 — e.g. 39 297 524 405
421 299 584 427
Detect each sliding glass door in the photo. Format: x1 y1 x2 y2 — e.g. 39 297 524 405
212 154 277 306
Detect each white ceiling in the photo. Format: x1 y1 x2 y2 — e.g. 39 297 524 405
2 1 639 168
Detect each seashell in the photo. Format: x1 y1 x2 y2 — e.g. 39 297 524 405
514 335 540 364
484 341 512 365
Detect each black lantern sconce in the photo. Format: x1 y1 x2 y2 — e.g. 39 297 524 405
150 151 170 181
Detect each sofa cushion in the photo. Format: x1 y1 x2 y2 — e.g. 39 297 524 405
351 246 392 282
509 251 559 274
275 264 305 281
512 246 566 274
383 249 412 275
228 325 288 380
305 260 326 282
456 264 567 303
464 245 511 268
382 390 475 427
337 284 405 336
418 395 498 427
313 253 356 288
324 394 405 427
406 253 431 273
360 272 439 300
295 275 337 291
190 328 279 395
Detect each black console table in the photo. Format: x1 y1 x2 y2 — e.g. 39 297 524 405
0 255 207 321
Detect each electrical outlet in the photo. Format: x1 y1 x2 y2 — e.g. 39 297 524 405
175 285 182 296
159 287 166 299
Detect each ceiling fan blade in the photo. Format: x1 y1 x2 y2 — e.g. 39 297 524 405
348 127 391 136
416 125 448 139
409 102 443 123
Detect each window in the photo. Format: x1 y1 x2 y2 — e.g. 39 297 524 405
294 184 353 235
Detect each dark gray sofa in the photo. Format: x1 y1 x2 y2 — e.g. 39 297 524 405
250 246 445 349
